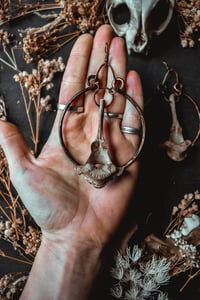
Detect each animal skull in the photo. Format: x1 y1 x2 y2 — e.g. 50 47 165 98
106 0 175 54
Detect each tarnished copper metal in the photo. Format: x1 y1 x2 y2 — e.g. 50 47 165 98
160 62 200 161
59 44 145 188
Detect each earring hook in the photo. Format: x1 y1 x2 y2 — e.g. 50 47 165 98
160 61 182 97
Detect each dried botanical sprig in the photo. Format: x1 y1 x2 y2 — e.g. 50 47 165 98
21 0 106 62
0 272 28 299
0 29 18 72
0 0 10 23
0 28 65 154
13 56 65 154
21 18 80 63
111 191 200 299
0 1 62 26
110 247 171 300
63 0 106 34
0 0 106 63
0 28 13 50
176 0 200 48
145 191 200 291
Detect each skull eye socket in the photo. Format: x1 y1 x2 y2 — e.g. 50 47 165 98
111 3 130 25
147 0 172 32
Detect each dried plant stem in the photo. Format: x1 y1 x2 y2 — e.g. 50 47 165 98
164 195 196 236
180 269 200 292
163 216 182 236
19 81 39 154
0 250 32 265
0 188 12 208
0 57 17 71
0 47 18 71
0 206 12 222
0 3 62 26
35 95 41 154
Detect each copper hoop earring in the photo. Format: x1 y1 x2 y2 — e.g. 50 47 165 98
58 44 146 188
159 62 200 161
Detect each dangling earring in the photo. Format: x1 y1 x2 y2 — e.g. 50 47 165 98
158 62 200 162
58 43 146 188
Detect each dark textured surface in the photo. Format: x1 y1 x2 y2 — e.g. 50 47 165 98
0 10 200 300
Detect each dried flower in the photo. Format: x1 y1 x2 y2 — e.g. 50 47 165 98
176 0 200 48
110 247 171 300
13 56 65 154
0 28 13 50
0 272 28 299
0 0 10 22
13 0 106 62
111 191 200 299
22 226 42 256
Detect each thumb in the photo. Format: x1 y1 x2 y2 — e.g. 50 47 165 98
0 121 32 180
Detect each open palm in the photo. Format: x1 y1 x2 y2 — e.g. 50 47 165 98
0 25 143 248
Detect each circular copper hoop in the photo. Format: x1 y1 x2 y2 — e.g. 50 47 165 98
181 93 200 146
58 86 146 171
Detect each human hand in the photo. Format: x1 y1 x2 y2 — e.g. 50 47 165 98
0 25 143 248
0 24 144 300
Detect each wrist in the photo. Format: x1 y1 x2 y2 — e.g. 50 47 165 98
42 232 104 278
20 233 104 300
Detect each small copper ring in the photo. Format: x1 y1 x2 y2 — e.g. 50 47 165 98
104 112 123 119
121 126 142 136
57 104 84 112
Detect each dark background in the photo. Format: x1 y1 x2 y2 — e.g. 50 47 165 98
0 6 200 300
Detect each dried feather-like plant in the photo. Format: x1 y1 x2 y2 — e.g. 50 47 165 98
111 191 200 299
110 247 171 300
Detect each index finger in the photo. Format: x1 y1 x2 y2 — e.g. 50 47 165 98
58 33 93 105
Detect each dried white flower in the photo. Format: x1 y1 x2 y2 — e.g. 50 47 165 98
115 250 130 269
110 283 123 299
126 245 142 263
157 291 170 300
141 275 159 292
181 214 200 236
124 285 140 299
110 266 124 281
140 256 171 277
127 269 142 282
111 248 171 300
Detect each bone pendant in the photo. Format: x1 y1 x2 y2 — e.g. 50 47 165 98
162 93 192 161
75 99 120 188
75 139 118 188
